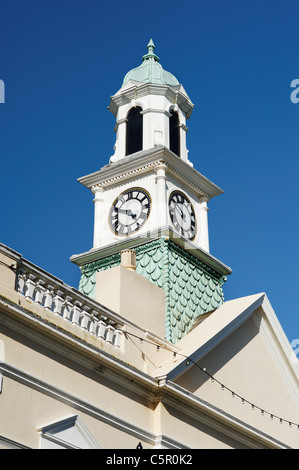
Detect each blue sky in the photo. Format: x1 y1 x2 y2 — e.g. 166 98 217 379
0 0 298 345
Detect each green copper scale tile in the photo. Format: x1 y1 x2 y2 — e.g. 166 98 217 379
78 238 226 343
135 239 225 343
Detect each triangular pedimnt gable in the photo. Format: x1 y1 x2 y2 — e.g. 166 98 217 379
38 415 101 449
154 294 299 448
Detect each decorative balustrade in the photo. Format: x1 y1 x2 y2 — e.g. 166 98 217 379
15 264 123 350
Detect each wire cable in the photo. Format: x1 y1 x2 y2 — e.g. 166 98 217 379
124 330 299 429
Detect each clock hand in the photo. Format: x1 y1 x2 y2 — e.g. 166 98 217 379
175 205 186 221
118 208 137 219
128 210 137 219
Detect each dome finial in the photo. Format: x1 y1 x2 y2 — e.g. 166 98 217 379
147 39 155 53
121 39 180 87
143 39 160 62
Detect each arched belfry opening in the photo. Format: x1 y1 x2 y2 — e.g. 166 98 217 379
126 107 143 156
109 41 194 165
169 110 180 157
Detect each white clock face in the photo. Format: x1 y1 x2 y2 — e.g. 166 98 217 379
109 188 151 236
169 191 196 240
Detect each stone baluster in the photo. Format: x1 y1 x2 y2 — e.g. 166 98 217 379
105 324 115 344
35 280 46 305
97 316 107 341
89 310 98 336
24 274 36 301
14 268 124 349
71 301 82 327
62 296 73 321
81 305 91 332
16 269 26 295
53 290 64 316
113 328 123 349
44 285 54 311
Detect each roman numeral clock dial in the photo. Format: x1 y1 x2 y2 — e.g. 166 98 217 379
169 191 197 240
109 188 151 236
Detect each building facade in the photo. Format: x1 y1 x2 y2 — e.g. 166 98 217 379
0 41 299 449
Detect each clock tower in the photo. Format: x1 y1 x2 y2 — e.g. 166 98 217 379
71 41 232 343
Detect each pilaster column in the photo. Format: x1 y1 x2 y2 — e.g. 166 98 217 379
198 195 210 253
155 163 168 229
179 123 188 162
92 186 105 248
110 118 127 162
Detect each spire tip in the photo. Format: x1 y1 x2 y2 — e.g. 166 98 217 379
143 39 159 62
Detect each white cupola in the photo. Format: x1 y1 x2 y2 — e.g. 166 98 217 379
109 40 194 165
72 40 232 343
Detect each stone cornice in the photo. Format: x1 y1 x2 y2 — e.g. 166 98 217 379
70 231 232 277
109 82 194 119
78 146 223 200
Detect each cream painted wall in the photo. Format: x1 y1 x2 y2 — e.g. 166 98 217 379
1 244 298 449
0 375 146 449
95 266 165 339
0 252 17 290
175 315 299 448
157 401 246 449
0 324 253 449
0 324 153 436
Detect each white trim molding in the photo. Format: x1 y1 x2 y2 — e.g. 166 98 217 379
38 415 101 449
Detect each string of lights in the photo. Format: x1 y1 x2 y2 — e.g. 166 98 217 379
124 330 299 430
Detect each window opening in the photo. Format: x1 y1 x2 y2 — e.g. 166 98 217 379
169 110 180 157
126 107 143 156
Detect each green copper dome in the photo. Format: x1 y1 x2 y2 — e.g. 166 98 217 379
122 40 180 87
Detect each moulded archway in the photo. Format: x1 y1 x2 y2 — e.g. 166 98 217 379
169 110 180 157
126 107 143 156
